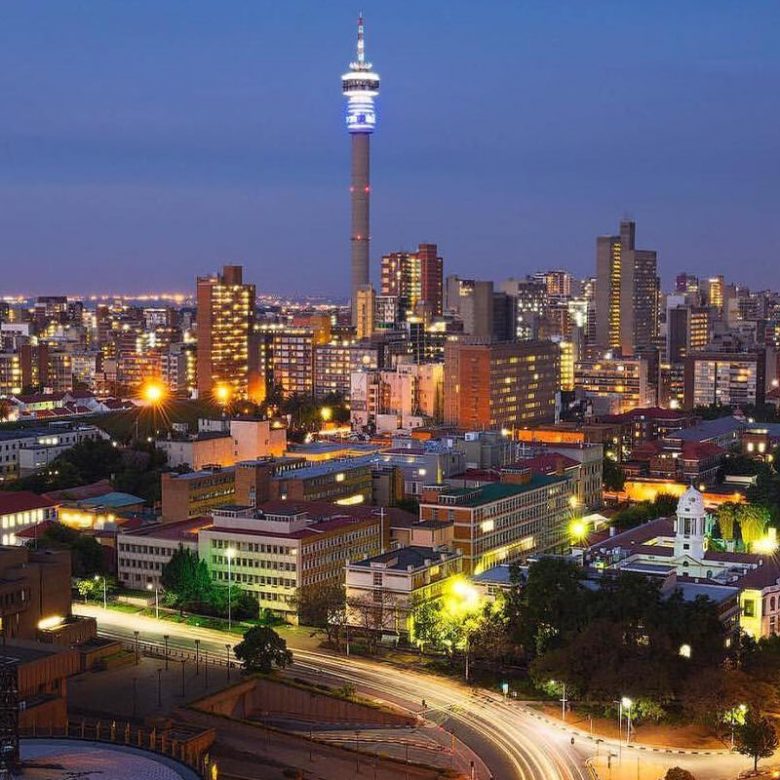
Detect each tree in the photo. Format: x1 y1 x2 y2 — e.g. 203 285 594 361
516 557 585 657
664 769 696 780
30 522 106 577
734 712 779 771
160 546 214 613
293 583 345 636
234 626 292 674
737 505 770 549
347 591 401 653
717 503 739 541
602 457 625 492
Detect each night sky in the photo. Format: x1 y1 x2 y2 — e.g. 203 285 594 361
0 1 778 297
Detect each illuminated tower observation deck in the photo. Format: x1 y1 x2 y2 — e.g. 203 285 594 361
342 14 380 325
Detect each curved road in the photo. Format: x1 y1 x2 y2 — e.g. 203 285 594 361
76 605 760 779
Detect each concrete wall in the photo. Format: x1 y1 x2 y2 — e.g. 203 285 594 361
192 677 414 727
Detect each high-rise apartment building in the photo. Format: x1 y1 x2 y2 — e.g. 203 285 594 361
443 340 559 430
196 265 257 401
380 243 444 318
684 350 766 410
595 220 659 356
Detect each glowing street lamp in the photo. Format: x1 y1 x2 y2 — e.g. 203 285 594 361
94 574 107 610
679 643 692 659
569 518 588 544
214 384 232 406
146 582 160 619
621 697 633 745
320 406 333 423
142 380 166 405
550 679 567 721
226 547 236 630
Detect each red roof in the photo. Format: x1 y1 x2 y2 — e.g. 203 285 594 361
505 454 579 475
15 519 58 538
0 491 58 516
43 479 114 502
681 441 725 459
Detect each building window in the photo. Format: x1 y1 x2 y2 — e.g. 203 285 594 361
744 599 755 618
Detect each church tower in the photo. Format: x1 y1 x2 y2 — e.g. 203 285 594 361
674 485 708 560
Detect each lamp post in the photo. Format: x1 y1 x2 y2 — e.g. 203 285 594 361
621 697 633 746
163 634 170 671
133 630 140 665
195 639 201 677
226 548 236 631
551 680 567 722
146 582 159 619
94 574 107 609
225 643 231 682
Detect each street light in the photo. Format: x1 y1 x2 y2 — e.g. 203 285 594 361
621 697 633 745
147 582 159 619
93 574 107 610
550 680 567 722
226 548 236 630
679 643 692 659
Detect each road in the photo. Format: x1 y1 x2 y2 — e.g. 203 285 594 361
75 605 765 780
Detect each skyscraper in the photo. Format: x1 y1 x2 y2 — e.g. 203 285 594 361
196 264 257 401
595 220 659 356
342 15 380 325
380 243 444 318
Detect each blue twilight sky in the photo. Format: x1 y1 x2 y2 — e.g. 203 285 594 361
0 1 779 298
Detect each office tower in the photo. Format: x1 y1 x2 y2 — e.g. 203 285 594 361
445 276 494 338
667 303 710 364
499 278 548 340
380 243 444 318
707 276 724 312
595 220 660 356
314 340 381 401
196 264 257 400
443 340 559 429
534 270 573 299
675 273 699 295
354 285 376 339
342 14 380 325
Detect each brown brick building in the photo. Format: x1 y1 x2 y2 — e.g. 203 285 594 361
443 339 559 430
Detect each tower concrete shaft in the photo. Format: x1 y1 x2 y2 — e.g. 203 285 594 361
342 14 379 327
351 133 371 319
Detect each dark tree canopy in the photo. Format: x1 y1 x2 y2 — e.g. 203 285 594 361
234 626 293 674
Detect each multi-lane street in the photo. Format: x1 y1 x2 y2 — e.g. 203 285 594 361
75 605 762 780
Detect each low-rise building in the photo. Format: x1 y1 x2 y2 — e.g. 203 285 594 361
198 501 388 620
117 516 212 589
0 423 106 482
0 491 59 546
345 546 463 635
418 474 571 574
160 466 236 522
156 417 286 470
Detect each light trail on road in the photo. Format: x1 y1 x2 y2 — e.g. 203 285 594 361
90 605 760 780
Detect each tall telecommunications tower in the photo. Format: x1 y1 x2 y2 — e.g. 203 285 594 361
342 14 380 325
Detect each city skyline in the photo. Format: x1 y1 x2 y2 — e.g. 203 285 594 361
0 1 779 297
